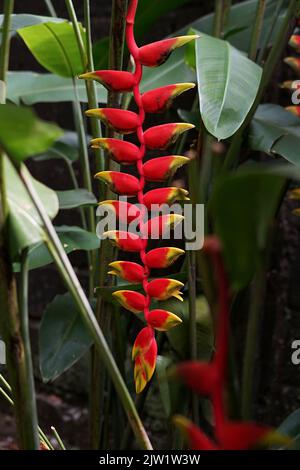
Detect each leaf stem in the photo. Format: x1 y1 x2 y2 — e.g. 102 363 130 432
0 0 14 83
43 0 57 17
248 0 267 61
188 250 199 424
51 426 66 450
15 161 152 450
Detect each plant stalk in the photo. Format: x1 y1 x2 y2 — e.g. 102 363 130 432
188 250 199 424
248 0 267 61
43 0 57 17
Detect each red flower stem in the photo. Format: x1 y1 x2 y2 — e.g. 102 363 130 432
126 0 153 335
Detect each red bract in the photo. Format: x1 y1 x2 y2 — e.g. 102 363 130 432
112 290 146 314
143 187 190 208
141 83 195 113
138 35 199 67
143 156 189 182
146 309 182 331
79 70 136 91
90 138 140 164
144 214 184 238
95 171 141 195
133 328 157 393
174 416 218 450
147 278 184 301
284 56 300 74
108 261 145 283
144 123 195 149
98 200 140 223
286 105 300 116
145 247 185 269
103 230 144 252
289 34 300 51
175 361 220 396
86 108 139 134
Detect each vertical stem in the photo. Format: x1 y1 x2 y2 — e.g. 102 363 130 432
248 0 267 61
257 0 284 64
17 248 39 448
188 250 199 423
241 265 265 420
90 0 128 449
15 161 152 450
213 0 224 38
43 0 57 17
0 0 14 82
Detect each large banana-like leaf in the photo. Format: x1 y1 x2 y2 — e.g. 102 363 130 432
195 32 262 140
18 21 85 77
7 72 106 105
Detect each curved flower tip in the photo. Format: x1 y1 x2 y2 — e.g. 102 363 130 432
292 208 300 216
141 83 195 113
289 188 300 200
112 290 146 314
102 230 143 252
98 200 140 223
85 108 139 134
108 261 145 283
78 70 135 92
143 156 190 182
138 35 199 67
144 123 195 150
145 214 184 238
284 57 300 74
133 327 157 393
143 187 190 208
146 309 182 331
94 170 141 195
90 138 140 164
289 35 300 51
173 415 217 450
174 361 219 396
203 235 222 255
145 247 185 269
285 105 300 117
147 278 184 301
280 80 300 90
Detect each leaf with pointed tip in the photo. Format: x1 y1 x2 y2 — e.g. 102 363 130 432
18 21 85 77
57 189 97 209
39 293 93 382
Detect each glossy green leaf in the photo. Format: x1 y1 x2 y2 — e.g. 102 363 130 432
4 156 59 258
57 189 97 209
39 293 93 382
0 104 62 162
210 168 285 290
141 0 285 95
249 104 300 166
33 131 80 163
18 21 85 77
13 226 100 272
7 72 106 105
195 32 262 140
0 14 65 43
277 409 300 450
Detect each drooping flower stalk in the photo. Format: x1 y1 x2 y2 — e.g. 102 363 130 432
82 0 197 392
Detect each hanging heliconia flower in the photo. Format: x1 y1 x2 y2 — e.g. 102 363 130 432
80 0 197 393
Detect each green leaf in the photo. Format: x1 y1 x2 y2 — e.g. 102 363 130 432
39 292 93 382
13 225 100 272
0 14 65 42
195 32 262 140
7 72 106 105
33 131 87 163
210 168 285 290
18 21 85 77
277 409 300 450
57 189 97 209
92 36 110 70
249 104 300 166
0 103 62 162
4 156 59 258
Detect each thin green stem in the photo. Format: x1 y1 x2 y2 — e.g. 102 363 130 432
15 161 152 450
241 265 265 420
0 0 14 83
188 250 199 424
223 0 299 171
257 0 285 64
43 0 57 17
248 0 267 61
213 0 224 37
17 248 39 448
51 426 66 450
